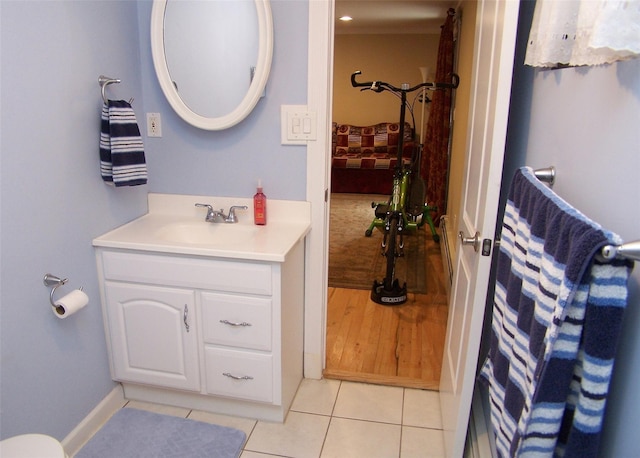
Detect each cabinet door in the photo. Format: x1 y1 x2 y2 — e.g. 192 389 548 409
104 282 200 392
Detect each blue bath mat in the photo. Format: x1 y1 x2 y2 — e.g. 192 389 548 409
76 407 246 458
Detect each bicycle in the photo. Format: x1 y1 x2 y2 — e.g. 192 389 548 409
350 70 459 305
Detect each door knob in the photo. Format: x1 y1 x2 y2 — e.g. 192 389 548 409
459 231 481 252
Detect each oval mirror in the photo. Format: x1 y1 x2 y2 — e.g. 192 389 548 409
150 0 273 130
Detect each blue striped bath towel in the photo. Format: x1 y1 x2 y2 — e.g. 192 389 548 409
100 100 147 187
479 167 632 457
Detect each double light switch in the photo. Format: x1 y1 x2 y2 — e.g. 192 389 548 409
281 105 317 145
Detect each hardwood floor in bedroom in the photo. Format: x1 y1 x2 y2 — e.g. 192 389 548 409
324 242 449 390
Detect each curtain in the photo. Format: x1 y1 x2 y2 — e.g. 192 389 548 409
421 8 456 224
525 0 640 67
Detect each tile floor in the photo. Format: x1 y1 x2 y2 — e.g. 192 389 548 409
120 379 445 458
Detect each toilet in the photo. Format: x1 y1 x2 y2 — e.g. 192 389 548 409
0 434 68 457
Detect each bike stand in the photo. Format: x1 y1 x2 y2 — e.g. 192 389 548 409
371 278 408 305
365 202 440 242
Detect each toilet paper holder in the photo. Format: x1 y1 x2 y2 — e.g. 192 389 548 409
43 274 83 309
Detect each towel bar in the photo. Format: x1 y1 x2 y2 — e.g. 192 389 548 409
600 240 640 263
531 166 637 263
533 166 555 185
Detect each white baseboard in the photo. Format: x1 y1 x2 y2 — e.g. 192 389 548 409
62 384 126 457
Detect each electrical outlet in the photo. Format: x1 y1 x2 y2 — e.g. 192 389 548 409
146 112 162 137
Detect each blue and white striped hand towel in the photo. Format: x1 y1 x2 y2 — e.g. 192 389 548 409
479 166 632 458
100 100 147 187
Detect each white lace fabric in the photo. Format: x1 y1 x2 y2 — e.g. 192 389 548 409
525 0 640 67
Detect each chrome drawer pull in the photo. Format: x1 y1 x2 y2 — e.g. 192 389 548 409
219 319 252 327
183 305 190 333
223 372 254 381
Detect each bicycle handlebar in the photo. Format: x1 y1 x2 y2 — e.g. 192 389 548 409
350 70 459 93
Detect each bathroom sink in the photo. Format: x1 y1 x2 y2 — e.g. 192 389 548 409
93 193 311 262
154 222 260 246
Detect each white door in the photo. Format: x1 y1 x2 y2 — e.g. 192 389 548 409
105 282 200 392
439 0 520 456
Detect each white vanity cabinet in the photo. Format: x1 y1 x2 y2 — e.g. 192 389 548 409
95 240 305 422
93 193 310 421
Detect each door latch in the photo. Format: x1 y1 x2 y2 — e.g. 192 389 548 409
482 238 492 256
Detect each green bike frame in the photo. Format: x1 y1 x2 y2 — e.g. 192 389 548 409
365 166 439 240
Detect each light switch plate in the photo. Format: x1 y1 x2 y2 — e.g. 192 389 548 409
281 105 317 145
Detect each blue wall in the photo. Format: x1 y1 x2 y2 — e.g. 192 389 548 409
0 0 146 440
520 60 640 458
136 0 308 200
0 0 308 441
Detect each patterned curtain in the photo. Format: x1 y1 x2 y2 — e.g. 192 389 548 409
421 8 456 224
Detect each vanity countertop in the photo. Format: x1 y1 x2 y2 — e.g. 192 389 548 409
93 193 311 262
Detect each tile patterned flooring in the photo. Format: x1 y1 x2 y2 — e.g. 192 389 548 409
117 379 445 458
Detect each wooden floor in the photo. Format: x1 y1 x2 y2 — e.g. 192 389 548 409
324 238 449 390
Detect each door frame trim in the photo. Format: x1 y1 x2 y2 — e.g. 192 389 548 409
304 0 334 378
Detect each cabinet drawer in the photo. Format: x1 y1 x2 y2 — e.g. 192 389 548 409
201 292 272 351
204 347 273 403
101 251 272 295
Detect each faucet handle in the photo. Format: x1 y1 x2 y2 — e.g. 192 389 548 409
195 203 216 221
195 203 213 212
227 205 248 223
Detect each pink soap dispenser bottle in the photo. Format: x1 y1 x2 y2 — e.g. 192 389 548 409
254 180 267 225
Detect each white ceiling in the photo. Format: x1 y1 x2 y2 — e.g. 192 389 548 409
334 0 457 35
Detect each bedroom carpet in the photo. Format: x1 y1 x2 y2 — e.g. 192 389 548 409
76 407 246 458
329 193 435 293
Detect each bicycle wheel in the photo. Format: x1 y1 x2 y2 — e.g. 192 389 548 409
383 217 398 291
371 215 407 306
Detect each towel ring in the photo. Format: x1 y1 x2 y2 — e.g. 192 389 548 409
99 75 121 104
98 75 133 105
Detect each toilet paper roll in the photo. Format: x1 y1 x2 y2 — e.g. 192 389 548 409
52 289 88 319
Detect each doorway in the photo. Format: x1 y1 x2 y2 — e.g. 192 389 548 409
323 5 462 390
305 0 520 453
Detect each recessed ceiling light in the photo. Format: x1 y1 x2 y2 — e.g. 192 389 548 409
339 15 353 22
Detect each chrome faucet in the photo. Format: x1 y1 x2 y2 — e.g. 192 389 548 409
225 205 248 223
195 203 247 223
195 203 223 222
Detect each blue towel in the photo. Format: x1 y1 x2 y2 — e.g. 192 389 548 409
100 100 147 187
479 167 632 457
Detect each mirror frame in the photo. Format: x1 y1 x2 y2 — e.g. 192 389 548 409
150 0 273 130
